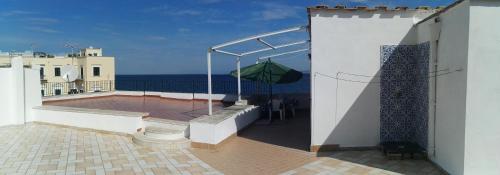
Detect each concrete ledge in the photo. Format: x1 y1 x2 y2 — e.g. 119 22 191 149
190 105 260 147
32 105 145 134
310 144 340 152
43 91 238 102
32 121 132 137
42 92 114 102
191 133 237 150
34 105 149 117
310 144 379 152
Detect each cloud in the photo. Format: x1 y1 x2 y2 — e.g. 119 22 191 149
92 25 120 35
25 17 59 24
198 0 223 4
175 10 202 16
252 3 302 21
1 10 37 17
204 19 232 24
177 28 191 33
143 5 201 16
26 26 59 33
146 35 167 41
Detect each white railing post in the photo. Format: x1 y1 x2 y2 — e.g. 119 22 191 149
237 56 241 102
207 49 213 116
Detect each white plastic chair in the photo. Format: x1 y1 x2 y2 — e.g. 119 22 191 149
271 99 285 120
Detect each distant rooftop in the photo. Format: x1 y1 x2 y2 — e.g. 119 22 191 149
308 0 465 14
308 5 442 12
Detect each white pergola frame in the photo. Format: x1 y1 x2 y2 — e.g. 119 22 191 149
207 25 309 115
256 48 310 63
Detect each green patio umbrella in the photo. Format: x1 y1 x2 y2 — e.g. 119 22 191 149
230 59 303 121
230 60 303 84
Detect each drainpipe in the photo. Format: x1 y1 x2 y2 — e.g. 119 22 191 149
432 16 442 157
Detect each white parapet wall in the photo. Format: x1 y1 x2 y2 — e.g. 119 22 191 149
0 57 42 126
38 91 238 134
43 91 238 102
42 91 115 102
33 106 146 134
190 105 260 147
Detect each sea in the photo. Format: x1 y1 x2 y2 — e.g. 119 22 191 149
115 74 310 95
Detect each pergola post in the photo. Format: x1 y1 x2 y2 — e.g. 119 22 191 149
237 56 241 102
207 49 213 116
207 25 308 114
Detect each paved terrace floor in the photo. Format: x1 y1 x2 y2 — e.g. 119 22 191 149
191 110 445 175
0 123 220 175
43 95 225 122
0 110 444 175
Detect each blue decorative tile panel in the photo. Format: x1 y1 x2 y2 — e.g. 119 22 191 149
380 42 429 149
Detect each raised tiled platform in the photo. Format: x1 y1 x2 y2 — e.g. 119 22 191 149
190 105 260 148
44 94 225 122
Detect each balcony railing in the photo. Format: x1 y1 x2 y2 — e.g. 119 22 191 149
41 77 310 97
41 80 115 97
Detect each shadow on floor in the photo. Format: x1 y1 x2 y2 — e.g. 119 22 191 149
189 109 317 175
316 150 445 174
237 109 311 151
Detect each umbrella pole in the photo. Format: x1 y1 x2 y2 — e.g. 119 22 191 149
269 83 272 121
268 59 272 122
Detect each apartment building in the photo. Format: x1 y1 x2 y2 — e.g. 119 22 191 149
0 47 115 96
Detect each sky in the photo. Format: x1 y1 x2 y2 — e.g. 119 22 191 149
1 0 455 75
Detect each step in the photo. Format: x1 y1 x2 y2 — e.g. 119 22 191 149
143 118 189 131
144 126 186 140
132 133 190 149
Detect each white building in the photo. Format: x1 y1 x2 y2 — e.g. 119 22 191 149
308 0 500 174
0 47 115 96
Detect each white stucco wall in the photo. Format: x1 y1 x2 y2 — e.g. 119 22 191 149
464 1 500 174
0 57 42 126
24 68 43 122
42 91 237 102
33 106 145 134
0 68 13 126
309 10 434 147
417 1 470 174
415 16 440 158
190 106 259 145
12 57 25 125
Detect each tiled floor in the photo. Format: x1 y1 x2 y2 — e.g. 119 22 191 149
0 112 444 175
192 110 444 175
283 151 444 175
190 110 316 175
191 137 318 175
0 123 220 175
44 95 225 121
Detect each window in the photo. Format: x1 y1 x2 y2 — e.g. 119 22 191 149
39 67 44 79
93 53 97 56
41 90 45 96
54 89 61 95
93 66 100 76
80 67 84 79
54 67 61 77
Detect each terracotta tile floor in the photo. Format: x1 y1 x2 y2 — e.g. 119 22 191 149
0 123 221 175
190 110 316 174
191 137 318 175
0 119 446 175
191 110 445 175
283 150 445 175
44 95 225 121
